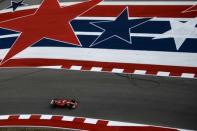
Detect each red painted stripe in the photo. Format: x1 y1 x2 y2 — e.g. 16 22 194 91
102 67 113 72
51 116 63 121
8 115 19 120
123 69 135 74
0 5 196 23
84 5 197 18
169 72 182 77
62 64 72 69
96 120 108 126
29 115 41 120
145 70 158 75
81 66 92 70
73 118 85 123
0 9 35 22
0 59 196 77
195 73 197 78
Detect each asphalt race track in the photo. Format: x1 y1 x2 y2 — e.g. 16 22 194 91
0 68 197 130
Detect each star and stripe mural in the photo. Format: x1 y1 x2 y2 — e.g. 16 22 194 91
0 0 197 78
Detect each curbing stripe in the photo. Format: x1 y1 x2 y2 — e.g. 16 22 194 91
73 118 85 123
0 114 191 131
84 118 98 124
157 71 170 76
40 115 53 120
112 68 124 73
65 65 195 79
134 70 147 75
0 115 9 120
19 115 31 120
17 64 196 79
181 73 195 78
90 67 103 72
61 116 75 122
107 121 145 126
70 65 82 70
96 120 109 126
1 63 196 79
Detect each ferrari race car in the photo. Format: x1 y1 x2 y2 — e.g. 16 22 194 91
50 98 78 109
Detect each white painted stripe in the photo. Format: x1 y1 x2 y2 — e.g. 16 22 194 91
75 17 116 21
1 47 197 68
38 66 62 69
84 118 98 124
112 68 124 73
70 66 82 70
1 30 197 39
90 67 103 72
19 115 31 119
0 115 9 120
130 33 197 39
76 17 193 21
40 115 52 120
62 116 75 121
76 32 102 36
0 34 19 39
108 121 145 126
181 73 195 78
157 71 170 76
134 70 147 75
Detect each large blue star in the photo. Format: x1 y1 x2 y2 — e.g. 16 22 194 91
90 7 151 47
7 0 27 12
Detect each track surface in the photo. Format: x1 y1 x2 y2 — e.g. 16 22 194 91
0 69 197 130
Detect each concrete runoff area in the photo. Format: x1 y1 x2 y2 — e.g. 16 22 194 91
0 68 196 130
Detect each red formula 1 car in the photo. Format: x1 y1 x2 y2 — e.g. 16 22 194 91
50 98 78 109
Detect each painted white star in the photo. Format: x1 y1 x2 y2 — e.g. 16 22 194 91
153 18 197 50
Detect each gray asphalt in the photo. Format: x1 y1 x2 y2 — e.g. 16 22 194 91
0 68 197 130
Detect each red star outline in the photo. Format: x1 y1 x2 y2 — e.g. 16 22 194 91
0 0 103 65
